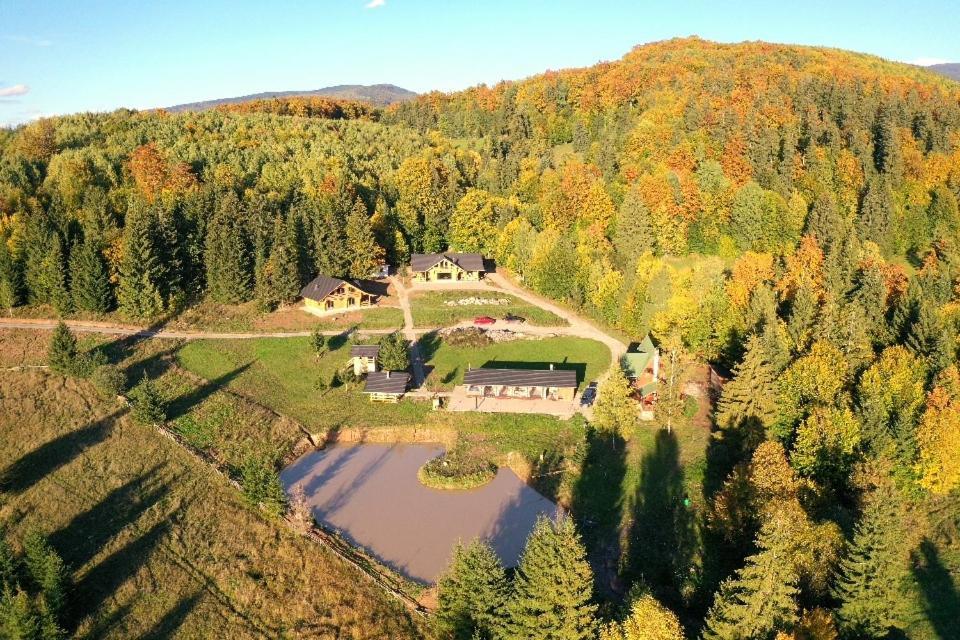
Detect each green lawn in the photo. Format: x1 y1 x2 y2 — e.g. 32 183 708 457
410 291 567 328
176 336 431 433
422 335 610 392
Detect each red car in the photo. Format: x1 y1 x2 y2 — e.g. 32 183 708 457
473 315 497 326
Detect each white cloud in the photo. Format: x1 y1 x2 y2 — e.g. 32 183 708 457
0 84 29 98
365 0 386 8
909 57 952 67
3 35 52 47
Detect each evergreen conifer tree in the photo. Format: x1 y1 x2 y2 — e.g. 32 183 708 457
0 240 21 311
831 491 905 638
47 321 77 375
905 301 955 376
613 189 655 271
315 205 351 276
205 193 252 303
858 176 893 253
38 236 70 315
434 540 508 640
715 335 778 436
117 207 166 319
257 216 302 309
345 199 384 279
69 238 112 313
702 514 801 640
503 514 597 640
787 285 819 354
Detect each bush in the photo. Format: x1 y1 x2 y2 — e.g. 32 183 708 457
683 395 699 419
129 375 168 426
418 445 497 490
70 348 107 378
90 364 127 398
239 455 287 518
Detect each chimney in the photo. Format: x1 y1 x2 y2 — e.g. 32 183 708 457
549 363 554 370
387 371 391 378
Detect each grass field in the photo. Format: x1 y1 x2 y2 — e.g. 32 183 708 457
0 332 421 639
421 335 610 392
409 291 567 328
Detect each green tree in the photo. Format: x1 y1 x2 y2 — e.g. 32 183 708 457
503 514 597 640
715 335 778 438
257 216 302 309
46 321 77 375
449 189 499 256
129 375 167 426
790 407 861 490
117 207 167 319
613 188 655 271
205 193 252 304
68 238 112 313
831 490 905 638
0 240 21 311
702 513 801 640
658 333 691 433
377 332 410 371
345 199 384 279
593 366 635 437
858 176 893 253
434 540 508 640
38 237 70 315
21 532 65 621
855 346 926 459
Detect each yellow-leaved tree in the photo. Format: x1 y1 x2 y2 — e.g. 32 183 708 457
915 366 960 494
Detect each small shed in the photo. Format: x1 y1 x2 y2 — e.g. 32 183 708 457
363 371 411 403
350 344 380 376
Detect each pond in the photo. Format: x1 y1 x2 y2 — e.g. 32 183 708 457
280 443 558 584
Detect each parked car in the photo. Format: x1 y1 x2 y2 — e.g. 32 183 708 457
473 316 497 326
502 313 526 324
580 381 598 407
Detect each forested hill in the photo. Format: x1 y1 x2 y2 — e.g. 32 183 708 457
1 36 959 638
930 63 960 82
166 83 416 111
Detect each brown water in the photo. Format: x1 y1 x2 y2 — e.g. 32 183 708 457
280 443 557 584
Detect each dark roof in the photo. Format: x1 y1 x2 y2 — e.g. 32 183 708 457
410 252 485 273
351 344 380 358
363 371 411 395
299 274 370 301
463 367 577 388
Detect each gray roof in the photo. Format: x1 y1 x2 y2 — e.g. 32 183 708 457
410 252 485 273
463 367 577 388
299 274 371 302
363 371 410 395
351 344 380 358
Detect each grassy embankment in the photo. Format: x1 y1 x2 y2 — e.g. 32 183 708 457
409 291 568 328
0 329 422 639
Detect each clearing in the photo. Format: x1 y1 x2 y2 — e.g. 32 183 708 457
409 291 567 328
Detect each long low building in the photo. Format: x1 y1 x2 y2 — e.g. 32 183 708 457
462 366 577 401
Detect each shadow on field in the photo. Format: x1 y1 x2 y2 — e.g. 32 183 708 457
0 409 123 496
912 538 960 640
623 429 696 609
570 427 627 597
71 519 170 624
49 465 169 570
141 592 201 640
166 362 253 420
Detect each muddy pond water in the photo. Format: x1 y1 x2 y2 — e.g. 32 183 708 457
280 443 558 584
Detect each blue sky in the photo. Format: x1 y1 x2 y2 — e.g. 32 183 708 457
1 0 957 127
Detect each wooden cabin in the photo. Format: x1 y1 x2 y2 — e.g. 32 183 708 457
462 366 577 402
350 344 380 376
300 274 378 313
410 252 485 283
363 371 411 402
622 335 659 419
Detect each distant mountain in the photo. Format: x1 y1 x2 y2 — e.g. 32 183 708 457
929 63 960 81
165 84 416 112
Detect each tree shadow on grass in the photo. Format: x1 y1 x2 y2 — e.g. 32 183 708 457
48 464 169 571
911 538 960 640
70 519 170 627
140 591 202 640
570 427 627 598
0 409 123 496
165 362 253 420
623 429 696 611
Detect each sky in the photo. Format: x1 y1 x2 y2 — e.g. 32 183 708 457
1 0 958 127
